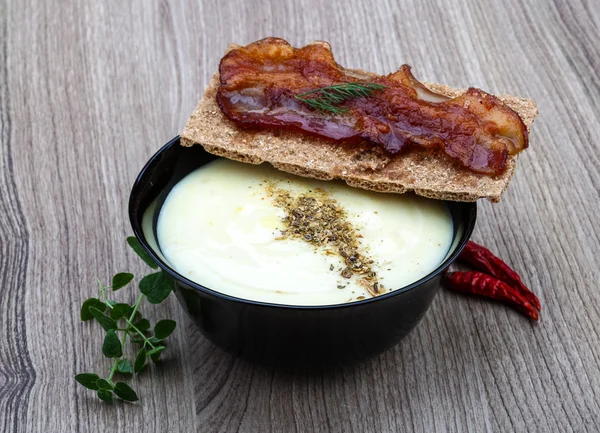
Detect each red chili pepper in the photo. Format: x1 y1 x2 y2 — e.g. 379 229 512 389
458 241 541 312
445 271 539 320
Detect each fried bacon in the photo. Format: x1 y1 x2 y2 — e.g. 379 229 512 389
216 38 528 175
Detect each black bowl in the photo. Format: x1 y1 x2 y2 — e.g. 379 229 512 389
129 136 477 366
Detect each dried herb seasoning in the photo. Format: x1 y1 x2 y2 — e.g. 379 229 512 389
266 184 382 297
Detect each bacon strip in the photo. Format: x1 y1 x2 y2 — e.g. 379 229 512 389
216 38 528 175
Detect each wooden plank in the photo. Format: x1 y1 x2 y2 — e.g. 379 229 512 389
1 0 599 431
0 2 36 432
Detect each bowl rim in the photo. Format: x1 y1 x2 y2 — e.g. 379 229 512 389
129 136 477 311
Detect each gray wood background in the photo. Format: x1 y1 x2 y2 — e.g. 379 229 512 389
1 0 599 431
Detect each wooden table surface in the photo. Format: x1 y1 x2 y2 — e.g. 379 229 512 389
2 0 599 431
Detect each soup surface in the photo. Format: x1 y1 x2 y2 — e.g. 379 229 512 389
157 159 453 305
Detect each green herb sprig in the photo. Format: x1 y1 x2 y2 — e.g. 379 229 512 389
75 237 176 404
294 82 386 114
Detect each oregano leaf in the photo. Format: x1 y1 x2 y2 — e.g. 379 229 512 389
114 382 139 402
126 236 158 269
111 272 134 291
102 329 122 358
146 346 165 356
117 359 133 375
150 351 162 363
133 318 150 333
89 307 117 331
154 320 176 339
139 272 173 304
75 373 100 390
96 378 114 390
80 298 105 321
134 348 146 373
110 303 133 320
97 388 113 404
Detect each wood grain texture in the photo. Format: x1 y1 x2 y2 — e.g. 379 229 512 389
1 0 599 431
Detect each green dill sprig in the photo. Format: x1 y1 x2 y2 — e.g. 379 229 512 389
75 237 176 404
294 82 386 114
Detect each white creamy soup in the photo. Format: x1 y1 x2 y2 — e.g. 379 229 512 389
156 159 453 305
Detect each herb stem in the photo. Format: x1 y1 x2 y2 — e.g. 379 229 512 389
98 279 108 305
126 295 157 347
125 319 157 350
129 295 144 320
107 359 119 383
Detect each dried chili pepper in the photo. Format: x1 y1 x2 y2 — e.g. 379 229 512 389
458 241 541 312
445 271 539 320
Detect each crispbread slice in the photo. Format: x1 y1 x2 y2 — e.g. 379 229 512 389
181 47 538 202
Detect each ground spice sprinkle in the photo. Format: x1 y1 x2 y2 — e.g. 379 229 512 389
266 184 382 297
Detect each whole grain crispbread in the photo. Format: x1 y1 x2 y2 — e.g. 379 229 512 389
181 45 538 202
